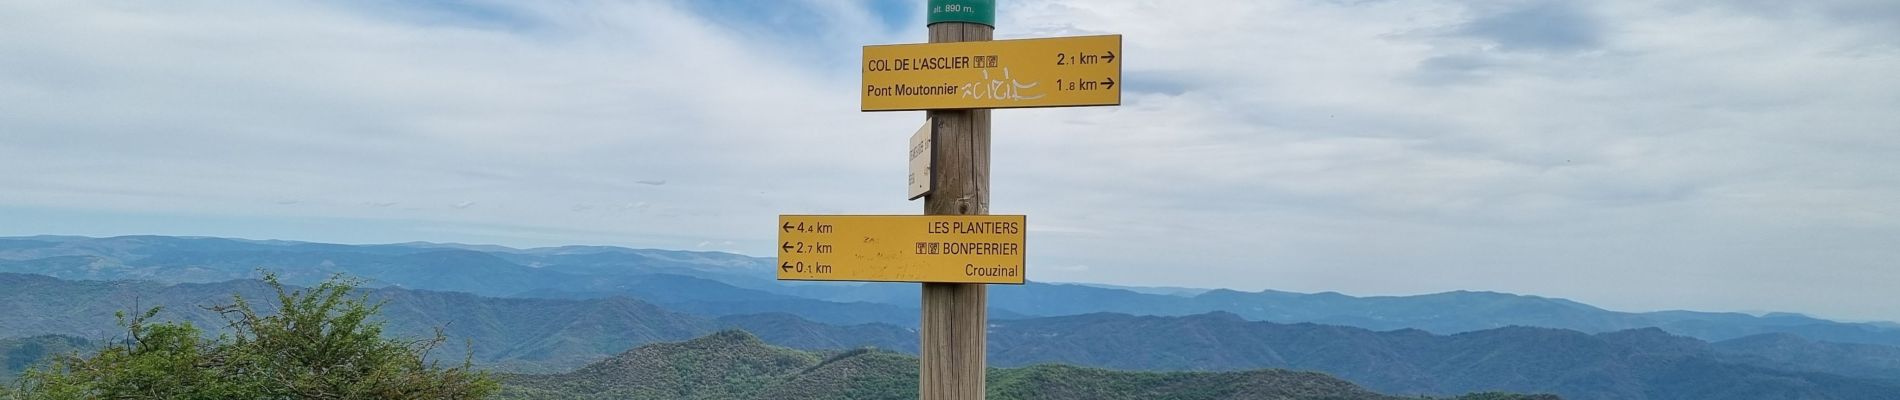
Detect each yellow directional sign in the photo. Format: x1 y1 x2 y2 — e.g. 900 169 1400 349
777 215 1026 284
862 35 1121 111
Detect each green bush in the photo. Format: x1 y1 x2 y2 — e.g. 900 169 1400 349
8 273 498 399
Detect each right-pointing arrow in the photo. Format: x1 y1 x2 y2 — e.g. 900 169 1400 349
1103 50 1116 63
1102 77 1115 90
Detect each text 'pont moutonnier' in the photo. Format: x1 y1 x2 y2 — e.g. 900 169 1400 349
864 55 1000 98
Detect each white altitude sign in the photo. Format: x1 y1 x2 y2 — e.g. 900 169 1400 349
908 121 932 200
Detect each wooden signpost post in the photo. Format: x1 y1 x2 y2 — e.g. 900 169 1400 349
777 1 1121 398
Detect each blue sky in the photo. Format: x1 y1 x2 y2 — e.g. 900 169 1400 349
2 0 1897 322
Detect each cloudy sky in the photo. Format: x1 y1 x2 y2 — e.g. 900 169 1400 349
2 1 1896 322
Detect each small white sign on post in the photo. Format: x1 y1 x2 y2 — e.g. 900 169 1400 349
908 121 932 200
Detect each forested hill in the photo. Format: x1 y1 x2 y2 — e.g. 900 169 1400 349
984 312 1900 399
0 273 912 373
0 335 90 384
494 330 1559 400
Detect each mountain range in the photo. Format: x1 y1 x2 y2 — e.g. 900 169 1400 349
2 235 1898 399
2 235 1894 348
985 312 1899 398
2 273 1896 399
0 272 914 373
494 330 1558 400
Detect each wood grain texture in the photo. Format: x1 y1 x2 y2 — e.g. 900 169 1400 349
921 19 993 400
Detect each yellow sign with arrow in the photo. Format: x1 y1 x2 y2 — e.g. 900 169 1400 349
777 215 1026 284
862 35 1121 111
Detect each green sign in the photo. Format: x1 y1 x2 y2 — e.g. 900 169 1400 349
928 0 994 27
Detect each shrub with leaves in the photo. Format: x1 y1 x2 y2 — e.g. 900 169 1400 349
8 273 498 399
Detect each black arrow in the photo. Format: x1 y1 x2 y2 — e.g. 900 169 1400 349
1102 50 1116 63
781 222 794 233
780 262 794 272
781 242 795 253
1102 77 1115 90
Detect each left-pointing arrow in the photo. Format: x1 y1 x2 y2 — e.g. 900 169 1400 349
781 242 795 253
780 262 794 272
781 222 794 233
